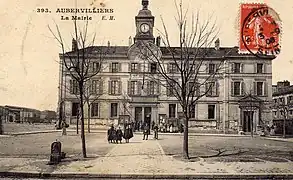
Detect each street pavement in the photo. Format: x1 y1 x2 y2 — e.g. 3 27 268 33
1 127 293 179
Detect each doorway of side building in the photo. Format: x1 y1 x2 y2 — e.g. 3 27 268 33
135 107 142 130
144 107 152 128
243 111 254 132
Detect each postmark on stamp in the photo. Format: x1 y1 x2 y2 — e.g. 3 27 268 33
240 3 281 58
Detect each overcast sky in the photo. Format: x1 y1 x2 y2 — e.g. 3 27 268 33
0 0 292 111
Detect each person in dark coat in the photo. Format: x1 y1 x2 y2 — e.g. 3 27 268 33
124 125 133 143
143 123 150 140
107 125 114 143
111 127 117 144
151 121 155 130
116 126 123 143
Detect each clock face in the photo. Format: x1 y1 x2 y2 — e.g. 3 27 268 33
140 23 150 33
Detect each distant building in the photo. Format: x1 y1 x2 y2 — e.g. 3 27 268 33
3 105 41 123
272 81 293 135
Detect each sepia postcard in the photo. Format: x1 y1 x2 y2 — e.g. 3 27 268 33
0 0 293 179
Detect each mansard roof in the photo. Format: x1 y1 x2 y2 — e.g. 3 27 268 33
273 86 293 96
62 45 276 60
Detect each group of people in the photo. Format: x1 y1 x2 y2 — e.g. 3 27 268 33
107 124 133 143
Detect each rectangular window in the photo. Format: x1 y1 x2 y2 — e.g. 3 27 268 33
208 64 215 74
170 63 177 73
92 62 100 72
131 63 138 72
91 80 98 94
234 82 241 96
110 80 120 95
70 79 79 94
273 111 277 116
150 63 157 73
208 105 215 119
130 81 137 95
189 104 195 118
167 81 176 97
206 82 217 96
149 81 155 95
110 103 118 117
72 103 79 116
290 110 293 115
112 62 119 72
169 104 176 118
91 103 99 117
189 81 199 96
256 82 263 96
257 63 263 73
234 63 241 73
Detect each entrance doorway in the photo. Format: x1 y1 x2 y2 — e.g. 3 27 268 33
144 107 152 127
243 111 254 132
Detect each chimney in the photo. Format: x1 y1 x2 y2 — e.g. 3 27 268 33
277 80 290 90
129 36 132 47
72 38 78 51
107 41 110 47
215 38 220 50
156 36 161 47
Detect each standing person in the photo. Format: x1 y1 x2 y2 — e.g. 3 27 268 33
61 121 67 136
143 123 150 140
151 121 155 130
124 125 133 143
180 123 184 133
153 123 159 140
107 125 114 143
116 126 123 143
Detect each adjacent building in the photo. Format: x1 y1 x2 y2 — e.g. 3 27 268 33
2 105 41 123
58 0 275 134
272 81 293 135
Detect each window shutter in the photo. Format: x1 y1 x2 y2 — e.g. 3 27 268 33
109 63 112 72
254 64 256 73
241 63 244 73
253 82 257 95
264 64 266 73
166 83 170 96
99 80 103 95
205 83 209 96
108 81 111 95
206 64 209 73
137 81 142 95
231 82 234 96
216 81 219 96
216 64 220 73
146 81 150 95
128 63 131 72
264 81 268 96
147 63 150 73
127 81 131 95
156 81 160 95
118 81 122 94
167 63 170 73
118 63 122 72
70 80 73 94
231 63 235 73
138 63 141 72
241 81 245 96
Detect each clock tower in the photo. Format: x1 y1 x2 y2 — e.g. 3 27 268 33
134 0 155 44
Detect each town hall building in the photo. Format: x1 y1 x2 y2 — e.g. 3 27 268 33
58 0 275 134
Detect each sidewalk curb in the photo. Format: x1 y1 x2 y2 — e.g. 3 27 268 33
1 171 293 179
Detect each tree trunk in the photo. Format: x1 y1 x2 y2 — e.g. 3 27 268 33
88 104 91 133
79 83 87 158
183 114 189 159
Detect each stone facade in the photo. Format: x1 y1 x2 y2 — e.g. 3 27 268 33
58 0 274 133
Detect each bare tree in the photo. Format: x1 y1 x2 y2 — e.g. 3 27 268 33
49 19 108 158
135 1 227 159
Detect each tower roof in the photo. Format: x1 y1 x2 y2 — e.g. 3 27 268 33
137 0 153 17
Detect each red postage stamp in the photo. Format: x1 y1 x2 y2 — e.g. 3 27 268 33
240 3 281 57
